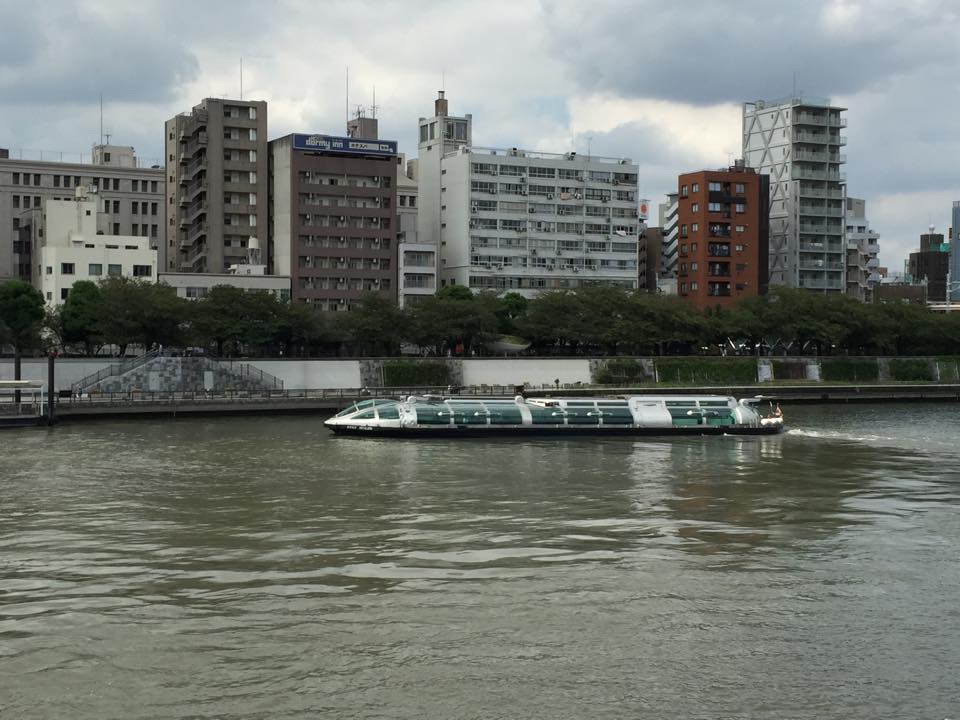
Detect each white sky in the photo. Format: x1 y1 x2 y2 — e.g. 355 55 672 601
2 0 958 269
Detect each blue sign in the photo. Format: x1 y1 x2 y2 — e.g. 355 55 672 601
292 133 397 157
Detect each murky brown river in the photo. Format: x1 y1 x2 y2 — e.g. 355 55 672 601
2 404 958 718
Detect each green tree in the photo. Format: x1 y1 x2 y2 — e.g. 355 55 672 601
274 302 327 357
59 280 103 355
0 280 47 354
336 293 406 356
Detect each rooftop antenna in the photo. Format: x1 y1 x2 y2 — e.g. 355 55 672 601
371 85 379 119
792 71 797 99
586 135 593 159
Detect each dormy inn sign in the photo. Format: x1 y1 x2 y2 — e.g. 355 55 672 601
292 134 397 157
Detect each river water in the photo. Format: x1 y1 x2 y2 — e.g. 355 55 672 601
2 404 959 719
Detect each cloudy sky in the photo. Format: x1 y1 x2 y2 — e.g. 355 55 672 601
2 0 958 267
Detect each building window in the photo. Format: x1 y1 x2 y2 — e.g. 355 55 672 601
735 203 745 213
113 200 120 213
61 288 69 300
680 184 687 197
680 224 688 237
113 222 120 235
132 265 152 277
708 182 722 191
12 172 19 184
61 262 75 275
708 202 722 212
735 225 746 233
691 223 698 233
33 174 41 185
33 196 40 208
107 264 122 277
12 196 18 209
735 183 745 194
691 282 698 290
88 263 103 276
691 262 698 271
113 178 119 191
691 203 699 213
132 201 139 214
53 175 61 188
46 266 52 275
691 183 699 193
151 181 158 193
735 244 745 252
151 202 158 215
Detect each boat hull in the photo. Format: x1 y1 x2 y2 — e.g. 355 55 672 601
326 424 784 438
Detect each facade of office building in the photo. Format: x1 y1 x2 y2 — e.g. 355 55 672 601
844 197 880 302
269 132 399 311
0 145 163 282
743 96 847 292
164 98 269 274
674 164 769 309
21 189 157 306
435 146 640 297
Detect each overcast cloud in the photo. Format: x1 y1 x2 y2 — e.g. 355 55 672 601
1 0 957 267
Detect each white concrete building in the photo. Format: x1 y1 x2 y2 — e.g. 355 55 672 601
434 146 640 296
0 144 163 282
416 91 472 252
24 187 157 306
743 96 847 292
845 197 880 302
396 157 434 306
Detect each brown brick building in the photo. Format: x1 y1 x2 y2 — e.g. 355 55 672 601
269 133 398 311
675 163 769 309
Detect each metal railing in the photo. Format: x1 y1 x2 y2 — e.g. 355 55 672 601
72 349 161 393
202 357 285 391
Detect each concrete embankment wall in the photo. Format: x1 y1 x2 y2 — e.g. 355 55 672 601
2 356 957 393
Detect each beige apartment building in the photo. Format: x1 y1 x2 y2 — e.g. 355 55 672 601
164 98 269 273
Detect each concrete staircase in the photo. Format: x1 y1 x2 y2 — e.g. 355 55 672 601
76 356 284 394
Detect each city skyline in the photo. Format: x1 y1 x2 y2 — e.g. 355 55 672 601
1 0 958 267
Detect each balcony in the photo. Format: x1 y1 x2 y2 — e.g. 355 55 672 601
798 205 844 217
866 243 880 255
793 168 846 182
707 243 731 257
798 186 845 199
799 277 844 290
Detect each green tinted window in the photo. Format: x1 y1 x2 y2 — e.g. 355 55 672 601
378 405 400 419
450 405 488 424
353 409 377 419
601 408 634 424
529 407 564 424
414 406 450 425
334 403 358 418
565 410 600 425
489 407 523 424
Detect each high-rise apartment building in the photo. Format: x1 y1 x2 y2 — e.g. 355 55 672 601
674 164 769 309
743 96 847 292
658 192 679 282
164 98 268 273
269 132 399 311
0 145 163 282
844 197 880 302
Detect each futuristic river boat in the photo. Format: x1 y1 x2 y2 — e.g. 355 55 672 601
324 394 784 438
